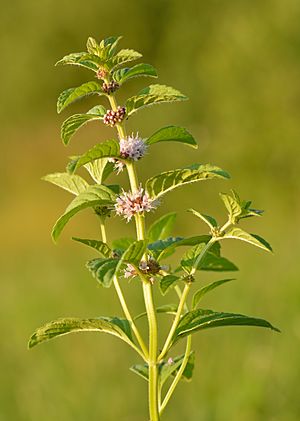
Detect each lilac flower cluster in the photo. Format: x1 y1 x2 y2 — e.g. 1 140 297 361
102 81 119 95
115 187 158 222
120 134 147 160
124 258 161 280
103 106 126 127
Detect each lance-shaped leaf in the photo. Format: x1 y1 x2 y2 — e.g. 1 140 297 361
146 126 197 149
112 237 135 252
28 317 134 349
159 275 181 295
149 235 211 261
86 37 102 56
57 81 103 114
145 164 230 200
72 238 112 258
110 49 142 68
55 52 103 72
113 63 158 84
173 309 280 342
84 159 114 184
42 173 89 195
188 208 218 230
220 227 272 252
126 84 188 116
147 212 177 243
192 279 235 309
67 139 120 174
86 258 119 288
120 240 148 269
52 185 116 242
130 352 195 384
61 105 106 146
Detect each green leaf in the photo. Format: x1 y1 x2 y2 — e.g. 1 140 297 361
110 49 142 68
188 208 217 230
42 173 89 195
72 238 112 258
145 164 230 200
55 52 102 72
200 254 238 272
52 185 116 242
159 275 181 295
192 279 235 309
86 258 119 288
57 81 103 114
220 192 242 223
174 309 280 341
112 237 134 252
86 37 102 56
146 126 197 149
126 84 188 116
67 139 120 173
148 236 184 260
28 317 133 349
147 212 177 243
84 159 114 184
61 106 106 146
113 63 158 84
221 227 272 252
120 240 148 268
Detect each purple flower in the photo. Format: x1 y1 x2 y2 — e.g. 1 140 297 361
115 187 158 222
119 134 148 161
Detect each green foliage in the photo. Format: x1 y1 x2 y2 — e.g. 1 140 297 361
192 279 235 309
221 227 272 252
52 185 116 242
146 126 197 149
174 309 280 342
61 105 106 146
126 84 188 116
145 164 230 200
84 159 114 184
42 173 89 195
28 317 134 349
147 213 177 243
220 190 263 224
120 240 148 269
159 275 181 295
113 63 158 84
72 238 112 258
55 52 101 72
57 81 103 114
86 258 119 288
188 208 218 230
110 49 142 68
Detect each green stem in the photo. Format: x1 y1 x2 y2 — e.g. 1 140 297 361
158 283 191 361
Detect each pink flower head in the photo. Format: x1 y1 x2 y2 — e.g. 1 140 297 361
115 187 158 222
119 134 148 161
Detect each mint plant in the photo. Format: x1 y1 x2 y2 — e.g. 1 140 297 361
28 36 279 421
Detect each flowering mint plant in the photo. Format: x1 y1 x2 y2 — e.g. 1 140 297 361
28 36 279 420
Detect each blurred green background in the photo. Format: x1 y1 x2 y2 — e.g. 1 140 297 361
1 0 300 420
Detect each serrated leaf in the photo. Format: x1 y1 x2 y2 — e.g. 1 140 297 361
86 258 119 287
146 126 197 149
57 81 102 114
110 49 142 68
159 275 181 295
55 52 103 72
67 139 120 173
52 185 116 242
145 164 229 200
147 213 177 243
113 63 157 84
192 279 235 309
72 238 112 258
126 84 188 116
28 317 133 349
188 208 217 229
220 192 242 223
86 37 102 56
174 309 280 341
84 159 114 184
42 173 89 195
61 105 106 146
222 228 272 252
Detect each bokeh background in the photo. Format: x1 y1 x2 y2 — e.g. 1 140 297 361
1 1 300 420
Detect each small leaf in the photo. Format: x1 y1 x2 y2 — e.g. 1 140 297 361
222 227 272 252
220 192 242 223
188 208 217 229
84 159 114 184
192 279 235 309
200 254 238 272
42 173 89 195
126 84 188 116
110 49 142 68
86 258 119 288
68 139 120 173
174 309 280 341
55 52 103 72
72 238 112 258
120 240 148 268
52 185 116 242
159 275 181 295
112 237 134 252
113 63 158 84
146 126 197 149
86 37 102 56
28 317 133 349
57 81 103 114
145 164 230 200
61 105 106 146
147 212 177 243
148 236 184 260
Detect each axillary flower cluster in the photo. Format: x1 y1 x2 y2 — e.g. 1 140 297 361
29 35 279 421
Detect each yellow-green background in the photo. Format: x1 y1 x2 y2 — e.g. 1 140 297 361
1 1 299 420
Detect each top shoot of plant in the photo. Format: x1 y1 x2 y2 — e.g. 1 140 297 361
28 36 279 421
